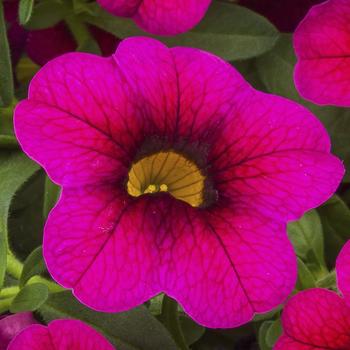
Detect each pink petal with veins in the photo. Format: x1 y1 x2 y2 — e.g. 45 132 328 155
274 288 350 350
96 0 211 35
336 240 350 303
8 319 114 350
294 0 350 106
15 37 343 328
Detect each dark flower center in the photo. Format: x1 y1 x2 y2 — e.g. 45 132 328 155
127 150 206 207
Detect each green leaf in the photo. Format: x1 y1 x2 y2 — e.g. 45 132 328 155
258 321 273 350
256 34 350 182
39 291 177 350
19 246 46 287
43 176 60 220
18 0 34 25
318 195 350 265
0 0 14 107
265 319 282 348
179 316 205 346
83 2 279 60
25 0 68 29
0 151 40 290
296 258 316 290
287 210 325 267
10 283 48 312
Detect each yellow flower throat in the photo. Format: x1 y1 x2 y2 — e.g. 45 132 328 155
127 150 205 207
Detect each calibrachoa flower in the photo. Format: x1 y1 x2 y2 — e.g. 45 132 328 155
294 0 350 107
239 0 322 32
14 37 343 328
8 319 114 350
96 0 211 35
275 241 350 350
0 313 38 350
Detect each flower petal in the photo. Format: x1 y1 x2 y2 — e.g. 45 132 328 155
45 183 296 327
114 37 248 144
0 313 38 350
8 319 114 350
211 92 344 221
15 52 142 186
97 0 211 35
336 240 350 302
293 0 350 106
165 207 297 328
44 185 160 311
275 288 350 350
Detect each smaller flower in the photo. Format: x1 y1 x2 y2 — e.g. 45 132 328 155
294 0 350 107
0 312 38 350
8 319 115 350
96 0 212 35
275 241 350 350
239 0 322 32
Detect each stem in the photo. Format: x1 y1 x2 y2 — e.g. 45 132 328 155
161 295 189 350
0 297 13 314
0 286 19 298
6 252 23 280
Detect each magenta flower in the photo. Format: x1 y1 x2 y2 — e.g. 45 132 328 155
0 313 38 350
96 0 211 35
14 37 343 328
275 241 350 349
239 0 323 32
294 0 350 107
8 319 114 350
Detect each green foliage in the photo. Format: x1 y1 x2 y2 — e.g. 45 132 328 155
0 151 39 290
20 246 46 287
18 0 34 25
82 2 279 61
39 291 178 350
287 210 325 267
0 0 14 107
10 283 49 312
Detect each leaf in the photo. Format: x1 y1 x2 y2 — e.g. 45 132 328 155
10 283 48 312
25 0 68 29
287 210 325 267
318 195 350 265
39 291 177 350
0 135 19 149
43 176 60 220
265 319 282 348
0 151 40 290
180 316 205 346
20 246 46 287
258 321 273 350
0 0 14 107
296 258 316 290
18 0 34 25
83 2 279 60
255 34 350 182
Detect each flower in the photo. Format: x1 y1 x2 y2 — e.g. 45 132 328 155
14 37 344 328
26 23 120 66
275 241 350 349
0 313 38 350
4 0 119 67
239 0 322 32
96 0 211 35
294 0 350 107
8 319 115 350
